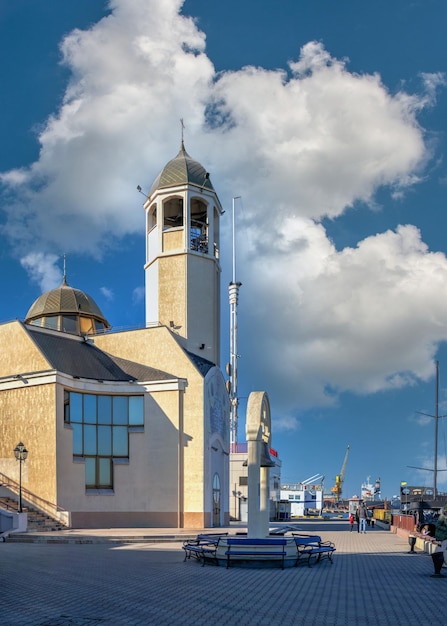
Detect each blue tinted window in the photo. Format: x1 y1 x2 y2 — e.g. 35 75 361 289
70 393 83 423
99 458 112 486
85 458 96 487
67 392 144 488
113 396 128 424
113 426 128 456
129 396 144 425
84 395 96 424
98 396 112 424
98 426 112 455
84 425 97 455
72 424 83 455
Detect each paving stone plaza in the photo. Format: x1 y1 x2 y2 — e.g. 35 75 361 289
1 521 445 625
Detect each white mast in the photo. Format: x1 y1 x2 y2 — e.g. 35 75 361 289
229 196 241 447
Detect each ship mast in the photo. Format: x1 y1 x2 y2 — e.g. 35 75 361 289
434 360 439 497
409 359 446 496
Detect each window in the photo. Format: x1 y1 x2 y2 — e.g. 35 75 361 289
65 391 144 489
43 316 59 330
164 197 183 229
148 204 157 231
80 317 95 334
239 476 248 486
190 198 208 252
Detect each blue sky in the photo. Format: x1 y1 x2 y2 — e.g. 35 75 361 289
1 0 447 500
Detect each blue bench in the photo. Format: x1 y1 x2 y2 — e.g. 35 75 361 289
293 534 336 567
225 537 288 569
182 533 227 566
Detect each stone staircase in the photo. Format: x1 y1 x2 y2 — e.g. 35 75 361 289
0 496 66 532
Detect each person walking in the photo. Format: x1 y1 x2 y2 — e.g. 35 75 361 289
349 512 355 532
358 501 368 534
355 506 360 532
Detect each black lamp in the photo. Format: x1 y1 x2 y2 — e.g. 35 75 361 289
14 442 28 513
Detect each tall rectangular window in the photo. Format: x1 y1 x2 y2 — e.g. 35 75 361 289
65 392 144 489
129 396 144 426
113 396 128 424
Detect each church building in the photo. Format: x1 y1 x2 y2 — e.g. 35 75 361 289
0 143 230 529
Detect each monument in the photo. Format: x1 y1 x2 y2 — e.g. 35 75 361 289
246 391 275 538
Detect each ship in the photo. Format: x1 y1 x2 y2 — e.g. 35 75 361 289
361 476 381 501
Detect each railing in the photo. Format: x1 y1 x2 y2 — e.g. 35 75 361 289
190 232 208 253
392 513 416 532
0 471 70 527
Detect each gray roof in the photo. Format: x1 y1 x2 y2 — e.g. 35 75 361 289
149 142 215 196
185 349 215 376
26 326 176 383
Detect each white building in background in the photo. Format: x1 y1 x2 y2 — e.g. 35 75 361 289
279 474 324 518
229 443 281 522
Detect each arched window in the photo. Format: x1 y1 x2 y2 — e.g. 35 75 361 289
148 203 157 232
190 198 208 252
164 197 183 229
212 473 221 527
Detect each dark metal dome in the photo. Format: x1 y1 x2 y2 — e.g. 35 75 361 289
24 277 110 333
149 142 215 196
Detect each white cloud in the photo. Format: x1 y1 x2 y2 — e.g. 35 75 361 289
238 222 447 411
20 253 62 292
132 286 145 305
2 0 447 414
100 287 114 301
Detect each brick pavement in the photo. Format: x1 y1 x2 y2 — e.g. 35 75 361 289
1 522 445 625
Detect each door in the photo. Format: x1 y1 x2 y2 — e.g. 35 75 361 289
212 473 221 527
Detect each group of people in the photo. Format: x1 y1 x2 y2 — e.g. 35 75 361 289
349 501 374 533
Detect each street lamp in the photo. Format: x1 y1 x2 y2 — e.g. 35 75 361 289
14 442 28 513
232 489 242 521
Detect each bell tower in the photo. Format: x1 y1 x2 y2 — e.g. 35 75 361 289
144 142 223 365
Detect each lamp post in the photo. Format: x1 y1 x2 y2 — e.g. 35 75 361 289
232 488 242 520
14 442 28 513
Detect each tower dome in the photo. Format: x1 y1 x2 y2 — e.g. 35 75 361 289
149 141 215 196
24 277 110 336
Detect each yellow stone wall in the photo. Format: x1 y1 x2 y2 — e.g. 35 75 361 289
186 254 220 364
94 327 207 522
0 321 49 377
158 255 187 332
162 228 183 252
0 383 57 507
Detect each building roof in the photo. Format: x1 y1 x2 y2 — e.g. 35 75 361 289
26 326 177 383
185 349 216 377
25 278 110 328
149 142 215 196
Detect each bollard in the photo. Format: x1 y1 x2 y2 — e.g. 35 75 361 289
430 551 445 578
408 535 416 554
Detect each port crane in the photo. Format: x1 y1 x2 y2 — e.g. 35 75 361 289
331 444 350 502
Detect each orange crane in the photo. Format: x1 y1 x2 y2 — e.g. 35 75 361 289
331 444 350 502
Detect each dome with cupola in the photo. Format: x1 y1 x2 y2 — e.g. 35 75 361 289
24 276 110 336
149 141 215 196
